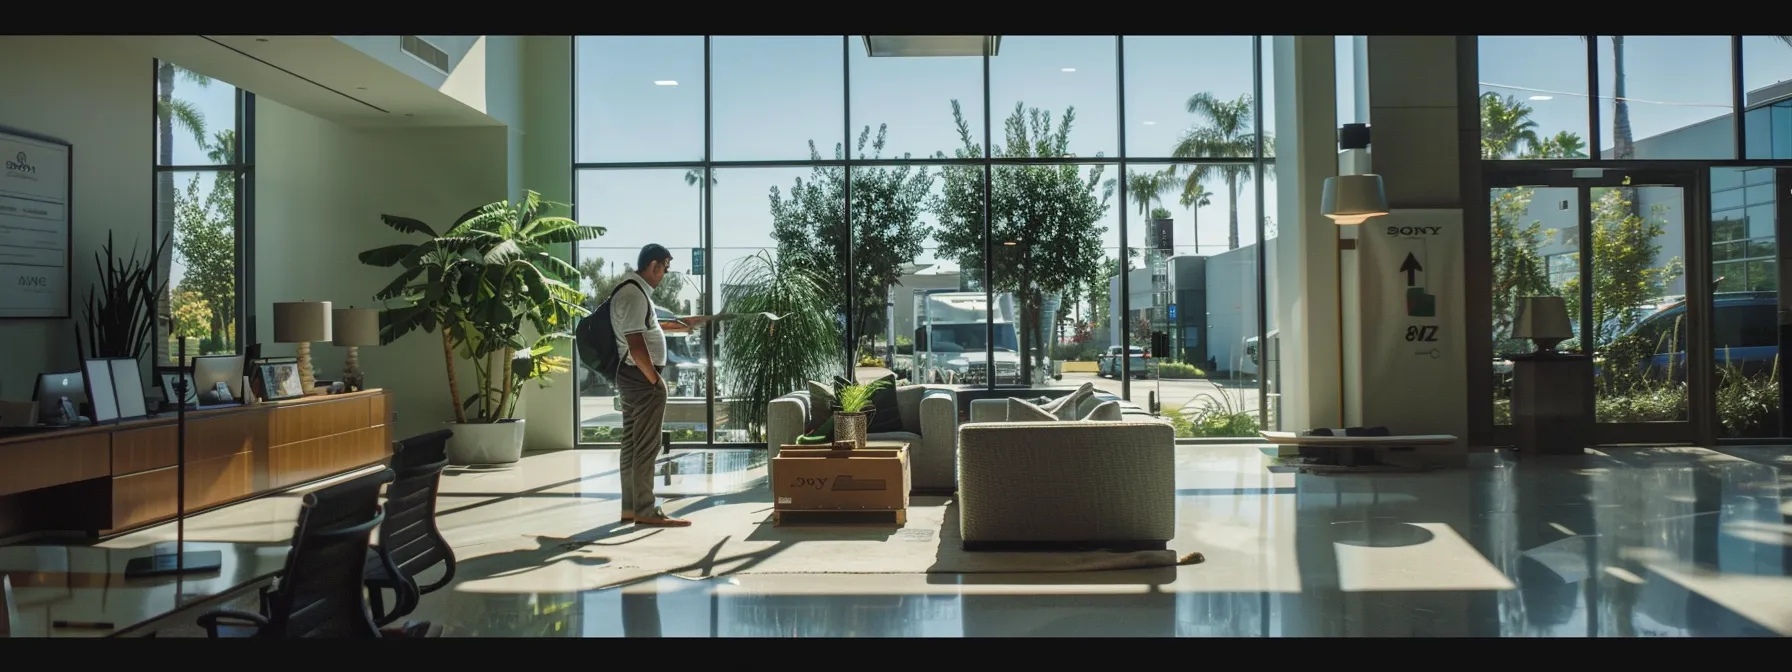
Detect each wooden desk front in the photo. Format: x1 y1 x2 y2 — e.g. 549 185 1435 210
0 389 392 538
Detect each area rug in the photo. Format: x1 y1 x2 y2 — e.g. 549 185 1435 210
522 488 1181 579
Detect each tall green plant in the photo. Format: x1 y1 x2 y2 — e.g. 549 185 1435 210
717 250 841 439
360 191 603 424
85 231 170 361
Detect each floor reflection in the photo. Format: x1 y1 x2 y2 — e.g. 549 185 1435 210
9 443 1785 637
392 444 1789 637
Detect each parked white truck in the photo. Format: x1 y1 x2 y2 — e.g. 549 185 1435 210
897 289 1051 386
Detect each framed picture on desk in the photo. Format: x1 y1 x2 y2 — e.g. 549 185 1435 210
157 366 197 408
255 358 304 401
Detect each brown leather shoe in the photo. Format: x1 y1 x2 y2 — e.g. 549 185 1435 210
633 516 691 527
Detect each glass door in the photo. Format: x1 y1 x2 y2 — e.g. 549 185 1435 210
1710 166 1789 440
1483 167 1707 446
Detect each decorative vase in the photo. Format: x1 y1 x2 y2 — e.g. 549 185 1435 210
834 412 869 449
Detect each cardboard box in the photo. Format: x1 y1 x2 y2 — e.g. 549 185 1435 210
771 447 909 512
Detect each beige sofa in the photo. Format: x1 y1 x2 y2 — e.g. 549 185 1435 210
766 385 959 493
957 391 1176 550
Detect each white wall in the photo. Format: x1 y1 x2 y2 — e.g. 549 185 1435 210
253 100 511 441
335 36 527 133
1107 267 1155 348
1205 242 1270 373
0 37 152 398
0 35 582 450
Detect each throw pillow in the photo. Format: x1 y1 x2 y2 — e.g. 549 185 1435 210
832 374 904 434
1006 397 1058 422
1080 400 1124 422
803 380 838 442
1042 382 1096 421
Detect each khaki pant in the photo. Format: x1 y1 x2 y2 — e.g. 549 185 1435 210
616 365 668 518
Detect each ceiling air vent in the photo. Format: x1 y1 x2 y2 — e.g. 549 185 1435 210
400 35 450 73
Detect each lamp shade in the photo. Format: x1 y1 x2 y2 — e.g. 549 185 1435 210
273 301 333 343
1321 174 1390 225
1513 296 1573 340
332 307 381 346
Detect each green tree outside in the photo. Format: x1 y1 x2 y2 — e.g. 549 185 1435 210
770 124 933 354
933 101 1115 383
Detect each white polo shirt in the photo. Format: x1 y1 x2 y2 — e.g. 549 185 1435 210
609 272 666 368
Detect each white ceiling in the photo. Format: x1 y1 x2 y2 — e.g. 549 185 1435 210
106 36 501 128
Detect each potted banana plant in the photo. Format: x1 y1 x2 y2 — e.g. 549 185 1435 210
359 191 603 465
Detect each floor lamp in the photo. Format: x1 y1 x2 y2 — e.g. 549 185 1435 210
1321 122 1390 426
123 338 222 578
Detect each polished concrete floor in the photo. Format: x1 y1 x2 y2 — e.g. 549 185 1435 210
33 443 1792 636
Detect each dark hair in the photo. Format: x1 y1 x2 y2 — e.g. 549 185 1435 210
637 244 673 271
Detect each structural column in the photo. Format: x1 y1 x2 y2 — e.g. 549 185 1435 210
1349 36 1472 446
1272 36 1342 431
519 35 576 451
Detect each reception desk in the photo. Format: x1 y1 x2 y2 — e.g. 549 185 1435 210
0 389 392 538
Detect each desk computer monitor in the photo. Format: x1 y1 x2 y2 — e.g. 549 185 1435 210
108 359 149 420
191 354 246 408
81 359 120 423
33 371 86 426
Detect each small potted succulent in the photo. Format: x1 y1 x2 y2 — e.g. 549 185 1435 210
832 380 888 450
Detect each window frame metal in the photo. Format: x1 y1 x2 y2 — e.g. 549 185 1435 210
570 36 1276 448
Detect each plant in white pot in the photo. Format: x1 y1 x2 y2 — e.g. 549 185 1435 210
359 191 603 465
833 380 887 449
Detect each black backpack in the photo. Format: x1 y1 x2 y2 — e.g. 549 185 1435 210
577 279 651 383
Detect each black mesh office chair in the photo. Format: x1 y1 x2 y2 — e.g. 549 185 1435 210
196 468 393 638
365 429 456 627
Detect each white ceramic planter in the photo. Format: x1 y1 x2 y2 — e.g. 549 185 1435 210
445 419 527 465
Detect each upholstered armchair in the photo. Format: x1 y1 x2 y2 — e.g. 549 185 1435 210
767 385 959 493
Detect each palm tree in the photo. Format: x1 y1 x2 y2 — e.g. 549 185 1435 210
155 62 212 364
1533 131 1587 159
1124 167 1179 217
1179 180 1212 254
1582 36 1634 161
1172 93 1270 251
1479 93 1542 159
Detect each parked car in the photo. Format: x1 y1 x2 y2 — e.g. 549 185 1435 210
1098 345 1151 379
1618 291 1777 380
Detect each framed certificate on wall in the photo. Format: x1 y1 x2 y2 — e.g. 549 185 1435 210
0 125 72 319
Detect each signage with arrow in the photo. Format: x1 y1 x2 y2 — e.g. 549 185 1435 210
1400 251 1436 318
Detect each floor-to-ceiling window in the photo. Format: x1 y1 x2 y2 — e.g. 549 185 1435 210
1472 35 1792 445
571 36 1275 447
153 60 255 367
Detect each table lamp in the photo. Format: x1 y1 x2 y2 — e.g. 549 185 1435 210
333 306 380 392
1513 295 1572 354
273 300 333 394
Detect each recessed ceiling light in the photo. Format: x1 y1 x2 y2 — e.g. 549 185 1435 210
1060 68 1076 73
1529 95 1553 101
654 80 678 86
1143 121 1157 126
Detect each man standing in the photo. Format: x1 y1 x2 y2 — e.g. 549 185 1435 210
612 244 711 527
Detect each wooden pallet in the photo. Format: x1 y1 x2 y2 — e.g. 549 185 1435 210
772 508 907 526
